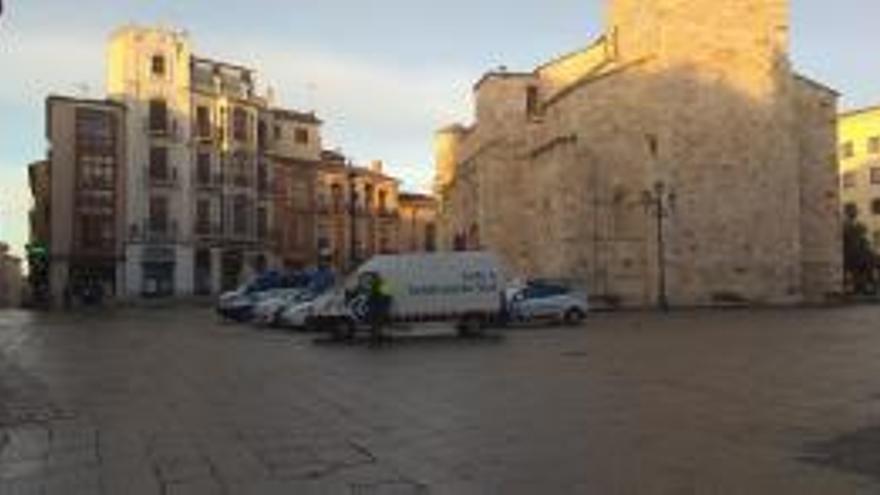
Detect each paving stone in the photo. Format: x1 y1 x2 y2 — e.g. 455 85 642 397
3 307 880 492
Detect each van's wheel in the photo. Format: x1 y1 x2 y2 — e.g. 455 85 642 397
457 315 485 338
563 308 586 326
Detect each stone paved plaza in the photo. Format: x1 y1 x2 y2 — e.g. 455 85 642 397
2 306 880 494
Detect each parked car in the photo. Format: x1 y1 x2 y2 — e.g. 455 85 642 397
216 267 337 323
252 289 313 327
507 282 588 325
276 291 328 330
306 252 508 339
217 288 287 322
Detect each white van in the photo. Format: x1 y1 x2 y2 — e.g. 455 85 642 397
307 252 507 339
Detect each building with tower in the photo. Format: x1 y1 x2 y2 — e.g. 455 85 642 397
107 26 279 297
435 0 842 307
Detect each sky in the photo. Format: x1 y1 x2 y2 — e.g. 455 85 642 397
1 0 879 258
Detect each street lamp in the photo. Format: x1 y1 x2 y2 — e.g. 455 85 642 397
642 180 676 311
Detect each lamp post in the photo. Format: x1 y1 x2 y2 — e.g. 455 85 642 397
642 180 675 311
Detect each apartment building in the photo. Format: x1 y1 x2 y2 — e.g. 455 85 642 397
43 96 128 306
839 106 880 248
0 243 23 308
315 155 401 272
107 26 277 297
265 109 323 270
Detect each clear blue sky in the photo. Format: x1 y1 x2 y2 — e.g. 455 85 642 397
1 1 878 257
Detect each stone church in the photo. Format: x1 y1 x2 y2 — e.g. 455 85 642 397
434 0 842 307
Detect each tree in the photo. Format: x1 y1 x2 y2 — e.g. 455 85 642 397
843 205 877 294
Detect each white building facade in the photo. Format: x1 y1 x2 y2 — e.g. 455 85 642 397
107 26 275 299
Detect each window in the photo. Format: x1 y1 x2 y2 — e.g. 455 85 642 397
79 214 114 250
869 137 880 155
378 190 387 215
294 128 309 144
196 153 211 185
232 108 248 142
195 106 211 138
196 199 211 235
149 99 168 133
233 195 248 235
76 108 115 148
872 199 880 216
872 168 880 185
257 207 268 239
331 184 343 213
258 121 267 149
149 147 169 180
364 184 374 211
526 85 539 116
151 55 166 77
274 125 282 140
843 172 857 189
78 156 115 190
149 196 169 233
841 141 855 159
844 203 859 219
425 223 436 252
257 161 269 192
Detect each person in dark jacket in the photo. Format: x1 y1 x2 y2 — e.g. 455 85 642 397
365 273 392 345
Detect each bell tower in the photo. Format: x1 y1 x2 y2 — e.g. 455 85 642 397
605 0 790 75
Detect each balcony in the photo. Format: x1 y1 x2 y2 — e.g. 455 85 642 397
378 208 399 219
230 175 252 189
224 229 258 245
194 123 213 143
195 173 223 191
145 120 182 142
194 223 223 242
129 221 179 245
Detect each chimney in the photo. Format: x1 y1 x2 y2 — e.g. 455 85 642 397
370 160 384 174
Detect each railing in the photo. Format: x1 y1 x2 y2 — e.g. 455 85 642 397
230 175 251 188
194 123 213 142
194 223 223 240
194 173 223 190
130 225 179 245
147 166 179 189
145 119 182 142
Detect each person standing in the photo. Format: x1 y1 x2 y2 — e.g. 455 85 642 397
365 272 392 346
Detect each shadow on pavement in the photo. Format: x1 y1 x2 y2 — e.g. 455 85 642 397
800 425 880 482
312 332 506 349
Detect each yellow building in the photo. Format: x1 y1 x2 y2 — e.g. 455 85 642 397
839 106 880 248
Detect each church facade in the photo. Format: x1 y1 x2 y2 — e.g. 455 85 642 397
435 0 842 307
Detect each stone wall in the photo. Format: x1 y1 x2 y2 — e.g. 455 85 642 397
794 77 843 300
435 0 841 307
